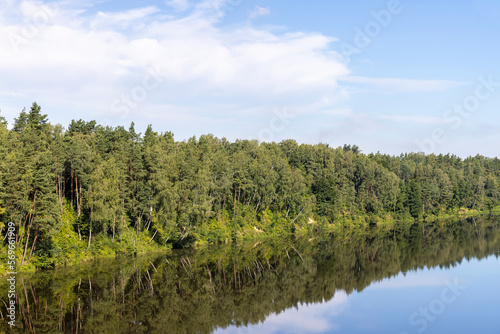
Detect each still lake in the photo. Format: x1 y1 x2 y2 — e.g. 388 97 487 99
1 218 499 333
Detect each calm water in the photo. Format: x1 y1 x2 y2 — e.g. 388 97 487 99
1 218 499 333
216 255 500 334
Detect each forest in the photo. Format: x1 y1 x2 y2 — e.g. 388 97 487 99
1 102 500 270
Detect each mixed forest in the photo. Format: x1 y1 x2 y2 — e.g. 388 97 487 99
1 102 500 270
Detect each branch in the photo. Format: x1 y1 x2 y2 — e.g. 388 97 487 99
149 228 158 242
284 206 305 228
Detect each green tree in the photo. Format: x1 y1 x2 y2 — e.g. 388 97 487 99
408 180 422 218
85 158 121 246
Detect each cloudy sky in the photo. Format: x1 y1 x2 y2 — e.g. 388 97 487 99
1 0 500 157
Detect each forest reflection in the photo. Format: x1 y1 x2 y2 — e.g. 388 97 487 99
1 217 499 333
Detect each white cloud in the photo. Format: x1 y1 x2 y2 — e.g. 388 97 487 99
322 108 352 116
0 0 472 154
215 291 349 334
166 0 190 12
248 6 270 20
380 114 445 125
91 6 161 29
0 0 351 127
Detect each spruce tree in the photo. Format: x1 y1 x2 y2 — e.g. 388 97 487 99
408 180 422 218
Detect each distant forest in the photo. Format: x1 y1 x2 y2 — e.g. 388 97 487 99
0 103 499 268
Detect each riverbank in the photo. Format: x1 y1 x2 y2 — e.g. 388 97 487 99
2 206 499 277
1 216 500 333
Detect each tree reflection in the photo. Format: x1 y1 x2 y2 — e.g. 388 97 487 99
1 218 499 333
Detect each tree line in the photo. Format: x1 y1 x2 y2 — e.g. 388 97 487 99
0 103 499 267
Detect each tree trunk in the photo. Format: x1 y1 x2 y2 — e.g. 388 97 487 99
88 213 92 249
233 186 237 218
236 187 241 216
78 183 82 217
57 174 63 214
121 198 125 242
221 198 226 222
28 230 39 260
75 176 80 217
149 228 158 242
137 215 141 236
21 227 31 266
21 191 38 266
112 215 116 242
71 167 74 206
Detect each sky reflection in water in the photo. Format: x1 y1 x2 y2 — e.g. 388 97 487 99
217 255 500 334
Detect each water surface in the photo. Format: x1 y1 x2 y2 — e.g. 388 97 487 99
216 255 499 334
1 218 499 333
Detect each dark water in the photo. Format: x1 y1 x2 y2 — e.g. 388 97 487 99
1 218 500 333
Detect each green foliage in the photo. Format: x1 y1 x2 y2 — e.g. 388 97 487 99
408 180 423 218
51 204 86 265
2 103 500 270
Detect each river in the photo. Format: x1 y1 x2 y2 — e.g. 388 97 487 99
1 217 499 333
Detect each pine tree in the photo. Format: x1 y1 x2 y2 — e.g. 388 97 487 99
0 112 7 216
408 180 422 218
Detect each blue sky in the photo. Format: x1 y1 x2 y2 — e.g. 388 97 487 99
1 0 499 157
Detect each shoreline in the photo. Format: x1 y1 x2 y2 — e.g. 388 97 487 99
2 208 498 277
